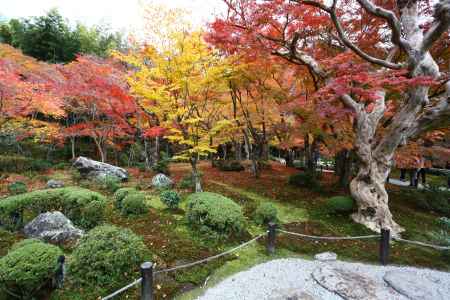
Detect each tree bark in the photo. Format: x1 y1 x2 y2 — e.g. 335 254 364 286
335 149 353 188
70 137 76 160
190 157 202 192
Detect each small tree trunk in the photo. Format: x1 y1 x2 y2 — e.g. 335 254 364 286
335 149 353 188
71 137 76 160
190 157 202 192
234 141 242 161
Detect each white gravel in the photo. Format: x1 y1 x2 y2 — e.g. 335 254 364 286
196 258 450 300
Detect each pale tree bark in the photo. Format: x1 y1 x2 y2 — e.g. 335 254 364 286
190 157 203 192
272 0 450 235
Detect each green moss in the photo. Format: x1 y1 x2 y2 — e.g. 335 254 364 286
209 181 308 224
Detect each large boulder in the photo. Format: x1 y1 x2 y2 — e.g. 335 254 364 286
24 211 84 245
72 156 128 181
151 173 173 189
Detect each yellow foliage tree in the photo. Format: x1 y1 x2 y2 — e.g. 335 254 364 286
118 31 231 191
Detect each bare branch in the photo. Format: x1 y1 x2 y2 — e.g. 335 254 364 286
421 0 450 53
355 0 408 51
294 0 403 69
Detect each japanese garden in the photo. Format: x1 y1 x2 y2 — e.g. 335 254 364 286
0 0 449 299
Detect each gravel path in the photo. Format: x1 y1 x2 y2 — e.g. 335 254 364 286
197 258 450 300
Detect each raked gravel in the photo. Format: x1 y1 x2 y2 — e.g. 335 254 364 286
196 258 450 300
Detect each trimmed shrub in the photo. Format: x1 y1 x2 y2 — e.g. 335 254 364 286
0 187 107 230
114 187 138 209
96 175 121 193
121 193 148 215
0 155 51 173
68 225 148 290
409 184 450 215
214 160 245 172
288 172 320 190
7 181 27 195
326 196 355 214
186 192 245 237
0 239 63 299
254 202 277 225
160 190 181 209
10 238 42 251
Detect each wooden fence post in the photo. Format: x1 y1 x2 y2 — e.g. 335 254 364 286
267 222 276 255
54 255 65 289
379 228 390 265
141 262 153 300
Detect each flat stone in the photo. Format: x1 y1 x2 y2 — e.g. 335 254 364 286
383 270 448 300
24 211 84 245
312 265 377 300
314 252 337 262
47 179 64 189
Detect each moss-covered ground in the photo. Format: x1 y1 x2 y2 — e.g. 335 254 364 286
0 161 448 300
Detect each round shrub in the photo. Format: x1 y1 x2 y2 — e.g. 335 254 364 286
160 190 181 209
288 172 320 190
0 239 63 299
68 225 148 289
254 202 277 225
10 238 42 251
121 193 148 215
96 175 121 193
79 200 106 228
114 187 138 209
326 196 355 214
7 181 27 195
186 192 245 237
0 187 107 231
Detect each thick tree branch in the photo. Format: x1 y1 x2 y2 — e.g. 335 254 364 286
421 0 450 53
294 0 403 69
355 0 409 51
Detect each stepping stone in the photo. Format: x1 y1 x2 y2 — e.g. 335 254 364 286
312 265 377 299
383 270 448 300
314 252 337 262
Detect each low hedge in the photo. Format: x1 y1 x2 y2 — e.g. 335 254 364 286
0 187 107 230
254 202 278 225
7 181 27 195
288 172 321 190
0 239 63 299
213 160 245 172
160 190 181 209
68 225 148 290
121 193 148 216
326 196 355 214
0 155 52 173
186 192 245 237
114 187 138 209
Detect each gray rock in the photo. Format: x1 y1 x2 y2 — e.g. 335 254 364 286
47 179 64 189
72 156 128 181
314 252 337 262
312 265 377 299
152 173 173 189
24 211 84 245
383 270 448 300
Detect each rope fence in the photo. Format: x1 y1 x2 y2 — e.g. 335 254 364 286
101 223 449 300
